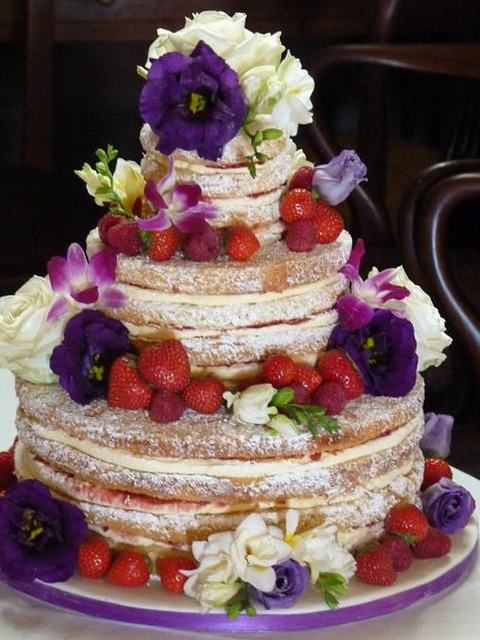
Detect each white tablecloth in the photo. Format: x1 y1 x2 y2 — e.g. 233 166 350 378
0 369 479 639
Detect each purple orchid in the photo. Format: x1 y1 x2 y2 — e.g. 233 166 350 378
312 149 367 206
138 156 217 234
247 560 309 610
328 308 418 396
47 243 124 322
421 478 476 534
337 239 410 330
420 412 454 459
139 40 247 161
0 479 87 583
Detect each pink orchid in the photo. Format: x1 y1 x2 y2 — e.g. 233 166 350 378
138 156 217 234
46 243 125 322
337 239 410 329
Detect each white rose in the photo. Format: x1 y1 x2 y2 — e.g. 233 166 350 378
226 32 284 79
270 52 314 135
0 276 67 383
370 266 452 371
223 383 278 425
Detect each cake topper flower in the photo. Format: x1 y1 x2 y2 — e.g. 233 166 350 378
337 239 452 371
138 156 217 233
313 150 367 206
0 479 87 583
140 40 247 161
47 243 125 322
421 478 476 534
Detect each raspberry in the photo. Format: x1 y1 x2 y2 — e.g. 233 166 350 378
149 390 186 423
312 202 344 244
381 534 412 572
138 340 191 391
184 377 225 414
285 218 317 252
280 188 316 223
107 220 142 256
182 222 222 261
311 382 347 415
288 381 311 405
288 166 314 191
262 354 296 387
317 349 364 400
411 526 452 559
98 213 122 244
148 225 182 262
292 364 323 393
422 458 453 490
226 226 260 261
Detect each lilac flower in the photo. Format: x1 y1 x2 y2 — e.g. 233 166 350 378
420 413 454 458
421 478 476 534
247 560 309 610
139 41 247 161
337 239 410 330
138 156 217 233
50 309 131 404
312 150 367 205
0 479 87 583
328 308 418 396
47 243 125 322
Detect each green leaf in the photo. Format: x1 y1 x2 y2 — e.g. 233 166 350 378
262 128 283 140
253 130 264 146
316 572 348 610
271 387 294 408
255 152 269 164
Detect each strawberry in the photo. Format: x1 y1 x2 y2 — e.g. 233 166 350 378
411 526 451 559
147 225 182 262
262 354 296 388
385 504 429 545
106 550 150 587
98 213 122 244
422 458 453 490
149 390 186 423
355 544 397 586
77 536 112 579
312 201 344 244
317 349 364 400
107 354 153 409
226 226 260 261
107 220 142 256
285 218 317 252
311 382 347 415
183 377 225 414
157 556 197 594
288 166 314 191
138 340 191 391
280 188 316 223
381 534 413 572
292 364 322 393
0 450 16 491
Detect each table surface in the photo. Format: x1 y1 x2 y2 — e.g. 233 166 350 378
0 368 479 640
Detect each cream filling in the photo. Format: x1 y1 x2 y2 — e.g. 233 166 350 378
24 414 422 479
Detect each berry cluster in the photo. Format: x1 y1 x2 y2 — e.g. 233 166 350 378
355 459 454 587
98 214 260 263
77 535 196 592
280 166 345 252
107 341 226 423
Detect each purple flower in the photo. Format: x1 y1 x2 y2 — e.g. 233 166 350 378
138 156 217 233
312 150 367 205
247 560 309 610
328 308 418 396
0 479 87 583
420 412 454 458
421 478 476 534
139 41 247 161
50 309 131 404
47 243 125 322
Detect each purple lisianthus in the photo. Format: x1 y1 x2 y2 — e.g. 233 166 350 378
328 308 418 396
0 480 87 583
420 412 454 458
421 478 476 534
139 40 247 161
247 560 309 610
312 150 367 206
50 309 131 404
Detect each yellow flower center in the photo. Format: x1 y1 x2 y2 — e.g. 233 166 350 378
88 353 105 382
188 92 208 114
22 510 44 542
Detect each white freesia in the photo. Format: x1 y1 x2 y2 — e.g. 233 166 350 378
223 383 278 425
369 265 452 371
267 413 299 436
270 53 314 135
75 163 109 205
230 513 292 591
0 276 67 383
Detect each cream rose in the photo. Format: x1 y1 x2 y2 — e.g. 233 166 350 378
0 276 67 383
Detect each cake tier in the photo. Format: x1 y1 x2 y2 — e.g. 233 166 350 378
15 377 425 550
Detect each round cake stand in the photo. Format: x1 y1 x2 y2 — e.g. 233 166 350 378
0 518 477 633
